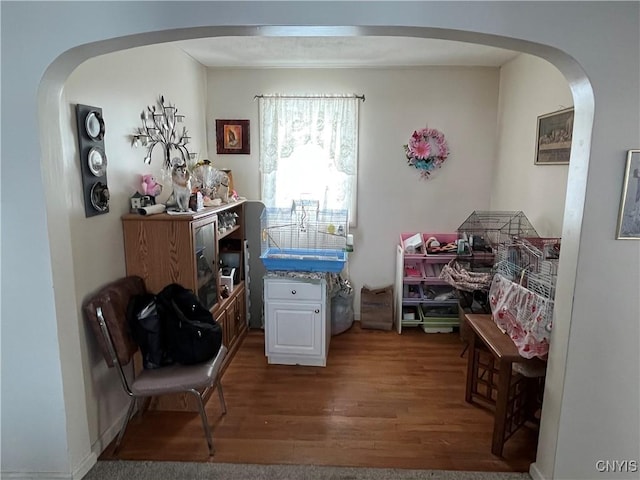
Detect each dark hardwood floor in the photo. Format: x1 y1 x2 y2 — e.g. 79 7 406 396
100 323 538 472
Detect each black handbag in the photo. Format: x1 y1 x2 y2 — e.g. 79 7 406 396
126 293 174 369
157 284 222 365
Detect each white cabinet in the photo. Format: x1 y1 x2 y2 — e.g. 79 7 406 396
264 277 330 366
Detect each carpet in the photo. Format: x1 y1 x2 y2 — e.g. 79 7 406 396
84 461 531 480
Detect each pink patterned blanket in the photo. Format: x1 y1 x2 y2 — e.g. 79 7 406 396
489 273 553 359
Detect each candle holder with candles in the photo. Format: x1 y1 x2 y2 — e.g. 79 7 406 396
131 95 193 169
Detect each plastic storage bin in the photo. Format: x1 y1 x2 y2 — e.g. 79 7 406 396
331 288 354 335
419 304 457 333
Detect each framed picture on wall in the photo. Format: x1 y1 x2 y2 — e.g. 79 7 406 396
216 119 250 154
616 149 640 239
534 107 574 165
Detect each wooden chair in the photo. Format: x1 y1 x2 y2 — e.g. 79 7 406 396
83 276 227 456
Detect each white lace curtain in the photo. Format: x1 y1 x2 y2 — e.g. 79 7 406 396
258 95 359 222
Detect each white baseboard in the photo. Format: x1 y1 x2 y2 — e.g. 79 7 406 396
72 452 97 480
91 403 132 459
2 472 73 479
529 462 547 480
1 451 96 480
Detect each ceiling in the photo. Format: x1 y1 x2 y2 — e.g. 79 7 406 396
174 36 520 68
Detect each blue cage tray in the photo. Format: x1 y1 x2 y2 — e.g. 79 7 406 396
260 248 347 273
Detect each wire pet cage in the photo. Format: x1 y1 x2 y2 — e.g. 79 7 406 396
494 237 560 300
457 211 539 252
452 211 539 312
260 200 348 272
490 237 561 358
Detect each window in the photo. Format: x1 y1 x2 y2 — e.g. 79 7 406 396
258 95 360 225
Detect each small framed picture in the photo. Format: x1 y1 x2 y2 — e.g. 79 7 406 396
616 150 640 239
535 107 574 165
216 119 250 154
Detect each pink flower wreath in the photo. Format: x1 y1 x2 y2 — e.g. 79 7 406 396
403 127 449 178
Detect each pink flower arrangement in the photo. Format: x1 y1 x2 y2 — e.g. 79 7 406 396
403 127 449 178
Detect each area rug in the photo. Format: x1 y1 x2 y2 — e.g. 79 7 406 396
84 461 531 480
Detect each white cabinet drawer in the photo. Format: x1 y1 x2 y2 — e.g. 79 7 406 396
265 280 322 301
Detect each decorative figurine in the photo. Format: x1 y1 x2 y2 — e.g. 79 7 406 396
213 171 230 203
140 174 163 198
167 159 192 212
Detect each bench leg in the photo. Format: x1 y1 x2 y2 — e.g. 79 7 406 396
465 333 477 403
492 360 513 457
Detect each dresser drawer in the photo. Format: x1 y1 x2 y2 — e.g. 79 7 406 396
265 280 322 301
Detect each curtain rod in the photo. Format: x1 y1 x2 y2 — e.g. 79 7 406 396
254 93 365 102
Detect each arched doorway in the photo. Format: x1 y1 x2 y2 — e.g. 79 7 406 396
30 19 592 480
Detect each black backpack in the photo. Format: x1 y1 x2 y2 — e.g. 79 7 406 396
156 283 223 365
126 293 174 370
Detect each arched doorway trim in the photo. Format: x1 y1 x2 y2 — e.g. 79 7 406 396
38 25 593 480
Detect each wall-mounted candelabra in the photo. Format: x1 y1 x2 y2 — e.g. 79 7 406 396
132 95 193 168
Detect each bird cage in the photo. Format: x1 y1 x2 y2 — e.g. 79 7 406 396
457 211 539 252
454 211 540 315
260 200 348 272
494 237 560 301
490 237 560 358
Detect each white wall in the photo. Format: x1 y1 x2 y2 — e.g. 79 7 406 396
60 53 500 472
2 3 639 480
62 43 208 454
492 54 573 236
207 67 498 310
490 55 577 479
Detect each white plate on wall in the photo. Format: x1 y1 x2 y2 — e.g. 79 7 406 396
85 110 105 140
87 147 107 176
90 181 109 211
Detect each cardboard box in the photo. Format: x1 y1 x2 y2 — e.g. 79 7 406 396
360 285 393 330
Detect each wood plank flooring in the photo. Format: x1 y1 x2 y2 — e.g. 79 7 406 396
100 324 539 472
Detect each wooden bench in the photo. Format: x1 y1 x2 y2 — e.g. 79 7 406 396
464 314 546 456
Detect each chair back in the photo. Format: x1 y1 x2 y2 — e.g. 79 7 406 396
83 276 146 368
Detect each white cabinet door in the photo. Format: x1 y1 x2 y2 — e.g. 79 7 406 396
264 277 328 366
266 301 323 357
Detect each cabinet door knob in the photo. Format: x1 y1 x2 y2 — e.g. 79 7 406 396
291 290 296 295
314 309 320 314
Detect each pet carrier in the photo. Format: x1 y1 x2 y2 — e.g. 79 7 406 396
260 200 348 272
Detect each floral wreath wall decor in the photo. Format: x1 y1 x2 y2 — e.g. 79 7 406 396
403 127 450 179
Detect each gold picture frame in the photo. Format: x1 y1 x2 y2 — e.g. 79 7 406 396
534 107 574 165
616 149 640 239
